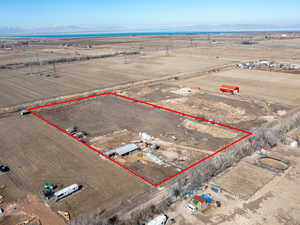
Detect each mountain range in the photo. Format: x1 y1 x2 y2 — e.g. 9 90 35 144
1 24 300 35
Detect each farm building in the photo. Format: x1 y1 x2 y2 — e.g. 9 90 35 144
219 85 240 95
105 144 140 157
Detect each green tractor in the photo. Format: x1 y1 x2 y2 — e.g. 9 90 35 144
41 183 57 199
41 189 54 199
43 183 57 190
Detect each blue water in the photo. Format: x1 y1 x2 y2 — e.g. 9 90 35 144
2 30 300 38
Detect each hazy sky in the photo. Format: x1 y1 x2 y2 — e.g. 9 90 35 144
1 0 300 28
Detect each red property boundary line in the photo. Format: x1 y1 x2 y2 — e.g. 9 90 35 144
28 92 252 187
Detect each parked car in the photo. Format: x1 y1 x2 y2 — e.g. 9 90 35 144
0 165 9 173
20 109 30 115
66 127 77 134
73 131 86 139
185 203 197 212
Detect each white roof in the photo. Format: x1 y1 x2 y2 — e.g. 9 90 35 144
54 184 79 197
114 144 139 155
147 215 167 225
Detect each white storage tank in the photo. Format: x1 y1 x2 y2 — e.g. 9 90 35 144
54 184 79 200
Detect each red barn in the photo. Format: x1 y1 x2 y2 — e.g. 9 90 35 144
220 85 240 95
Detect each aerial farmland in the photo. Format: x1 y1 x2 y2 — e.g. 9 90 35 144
1 32 300 225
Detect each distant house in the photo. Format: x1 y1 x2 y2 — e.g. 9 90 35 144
105 144 140 157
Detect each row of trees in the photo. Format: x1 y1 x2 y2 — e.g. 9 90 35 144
0 51 140 69
184 109 300 192
69 109 300 225
70 198 172 225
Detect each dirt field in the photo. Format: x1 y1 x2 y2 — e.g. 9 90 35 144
1 35 300 109
33 94 243 184
257 38 300 50
126 84 289 130
213 161 276 199
0 191 66 225
167 144 300 225
0 33 264 65
0 113 147 218
1 33 300 225
0 49 235 108
174 44 300 63
168 68 300 105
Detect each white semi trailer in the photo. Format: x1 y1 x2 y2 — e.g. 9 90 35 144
54 184 79 201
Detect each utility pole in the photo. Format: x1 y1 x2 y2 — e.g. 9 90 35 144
124 53 128 64
29 54 35 75
190 38 193 47
53 61 56 74
208 34 212 47
35 52 41 75
165 45 170 56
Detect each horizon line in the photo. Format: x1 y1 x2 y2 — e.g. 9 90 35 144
1 29 300 38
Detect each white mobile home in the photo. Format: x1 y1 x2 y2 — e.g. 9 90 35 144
54 184 79 200
147 215 167 225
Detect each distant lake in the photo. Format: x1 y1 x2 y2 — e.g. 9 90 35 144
2 30 300 38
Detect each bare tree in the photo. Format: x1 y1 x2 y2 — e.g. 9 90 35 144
107 215 119 225
172 188 181 199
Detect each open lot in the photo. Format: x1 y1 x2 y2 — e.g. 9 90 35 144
126 83 290 130
169 144 300 225
213 161 276 200
1 33 300 225
31 94 245 184
0 49 235 108
2 34 300 110
0 113 147 218
256 38 300 50
167 68 300 105
175 45 300 63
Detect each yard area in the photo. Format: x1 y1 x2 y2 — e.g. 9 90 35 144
32 94 244 184
0 113 147 217
167 68 300 105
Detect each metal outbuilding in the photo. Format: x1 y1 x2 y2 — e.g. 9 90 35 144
219 85 239 95
105 144 140 157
